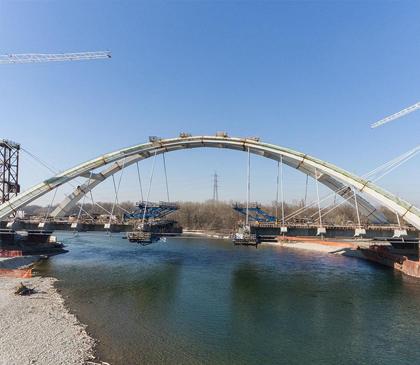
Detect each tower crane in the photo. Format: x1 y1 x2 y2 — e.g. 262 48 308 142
371 101 420 128
0 51 111 64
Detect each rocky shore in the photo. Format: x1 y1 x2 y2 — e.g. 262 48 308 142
0 276 96 365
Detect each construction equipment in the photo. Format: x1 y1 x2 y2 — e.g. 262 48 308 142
233 203 276 223
371 101 420 128
123 201 178 221
0 51 111 64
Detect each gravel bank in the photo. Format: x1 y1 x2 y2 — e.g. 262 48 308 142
276 241 343 253
263 239 362 255
0 276 95 365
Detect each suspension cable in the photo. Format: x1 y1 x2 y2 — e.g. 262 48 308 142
135 162 144 202
304 174 308 208
315 146 420 223
246 147 251 226
353 187 361 228
77 173 92 222
162 153 170 202
108 160 126 226
275 160 279 223
396 212 402 229
44 187 58 222
16 144 109 216
286 145 420 222
280 155 285 226
88 189 112 215
142 151 158 225
315 168 323 227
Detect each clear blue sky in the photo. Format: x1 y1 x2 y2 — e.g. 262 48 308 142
1 0 420 207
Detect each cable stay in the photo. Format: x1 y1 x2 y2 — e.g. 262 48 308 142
125 151 178 245
275 160 279 222
285 144 420 225
22 144 129 226
274 156 287 234
135 162 144 202
232 147 260 247
310 146 420 227
14 143 113 218
304 174 309 209
393 212 408 238
142 151 157 226
69 173 97 232
246 147 250 227
279 156 287 234
127 151 159 245
353 187 366 237
314 168 326 236
37 187 59 230
162 153 170 202
105 159 126 231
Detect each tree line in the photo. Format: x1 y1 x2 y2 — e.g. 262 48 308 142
23 199 397 232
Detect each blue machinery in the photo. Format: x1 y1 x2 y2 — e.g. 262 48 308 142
232 203 276 223
123 201 179 221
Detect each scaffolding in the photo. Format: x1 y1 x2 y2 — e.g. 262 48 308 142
0 140 20 204
232 203 276 223
123 201 179 221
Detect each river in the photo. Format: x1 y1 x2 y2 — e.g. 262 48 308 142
37 233 420 365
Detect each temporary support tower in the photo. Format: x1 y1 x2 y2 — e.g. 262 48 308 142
0 140 20 204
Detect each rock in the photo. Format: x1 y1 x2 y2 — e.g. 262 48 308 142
14 282 36 296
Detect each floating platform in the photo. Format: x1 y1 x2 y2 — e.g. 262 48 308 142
232 233 260 247
126 231 160 245
0 229 65 256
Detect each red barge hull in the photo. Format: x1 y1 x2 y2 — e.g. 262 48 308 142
359 245 420 278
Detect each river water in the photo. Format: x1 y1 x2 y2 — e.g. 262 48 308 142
37 233 420 365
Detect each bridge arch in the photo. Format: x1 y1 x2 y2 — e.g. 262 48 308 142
0 135 419 229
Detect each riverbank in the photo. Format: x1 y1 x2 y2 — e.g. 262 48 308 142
0 274 96 365
182 229 230 239
264 237 367 259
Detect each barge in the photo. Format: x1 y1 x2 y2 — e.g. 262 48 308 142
0 229 65 256
359 238 420 278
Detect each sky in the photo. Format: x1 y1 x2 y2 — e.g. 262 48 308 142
1 0 420 208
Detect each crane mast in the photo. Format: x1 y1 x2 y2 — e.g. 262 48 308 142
371 101 420 128
0 51 111 64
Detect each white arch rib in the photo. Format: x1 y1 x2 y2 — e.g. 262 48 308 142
0 135 418 229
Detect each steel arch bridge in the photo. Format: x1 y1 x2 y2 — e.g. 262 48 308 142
0 135 419 230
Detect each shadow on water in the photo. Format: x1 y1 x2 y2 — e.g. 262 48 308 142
37 233 420 365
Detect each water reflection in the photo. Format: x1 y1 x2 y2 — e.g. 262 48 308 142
37 233 420 365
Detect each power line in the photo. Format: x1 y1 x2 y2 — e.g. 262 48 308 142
212 172 219 201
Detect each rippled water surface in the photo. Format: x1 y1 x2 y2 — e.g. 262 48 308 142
37 233 420 365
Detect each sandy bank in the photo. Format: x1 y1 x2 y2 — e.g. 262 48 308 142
274 241 344 253
263 238 365 258
0 276 95 365
182 230 230 239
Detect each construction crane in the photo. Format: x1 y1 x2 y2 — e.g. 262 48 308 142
371 101 420 128
0 51 111 64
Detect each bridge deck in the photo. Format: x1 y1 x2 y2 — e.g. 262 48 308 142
252 222 417 231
